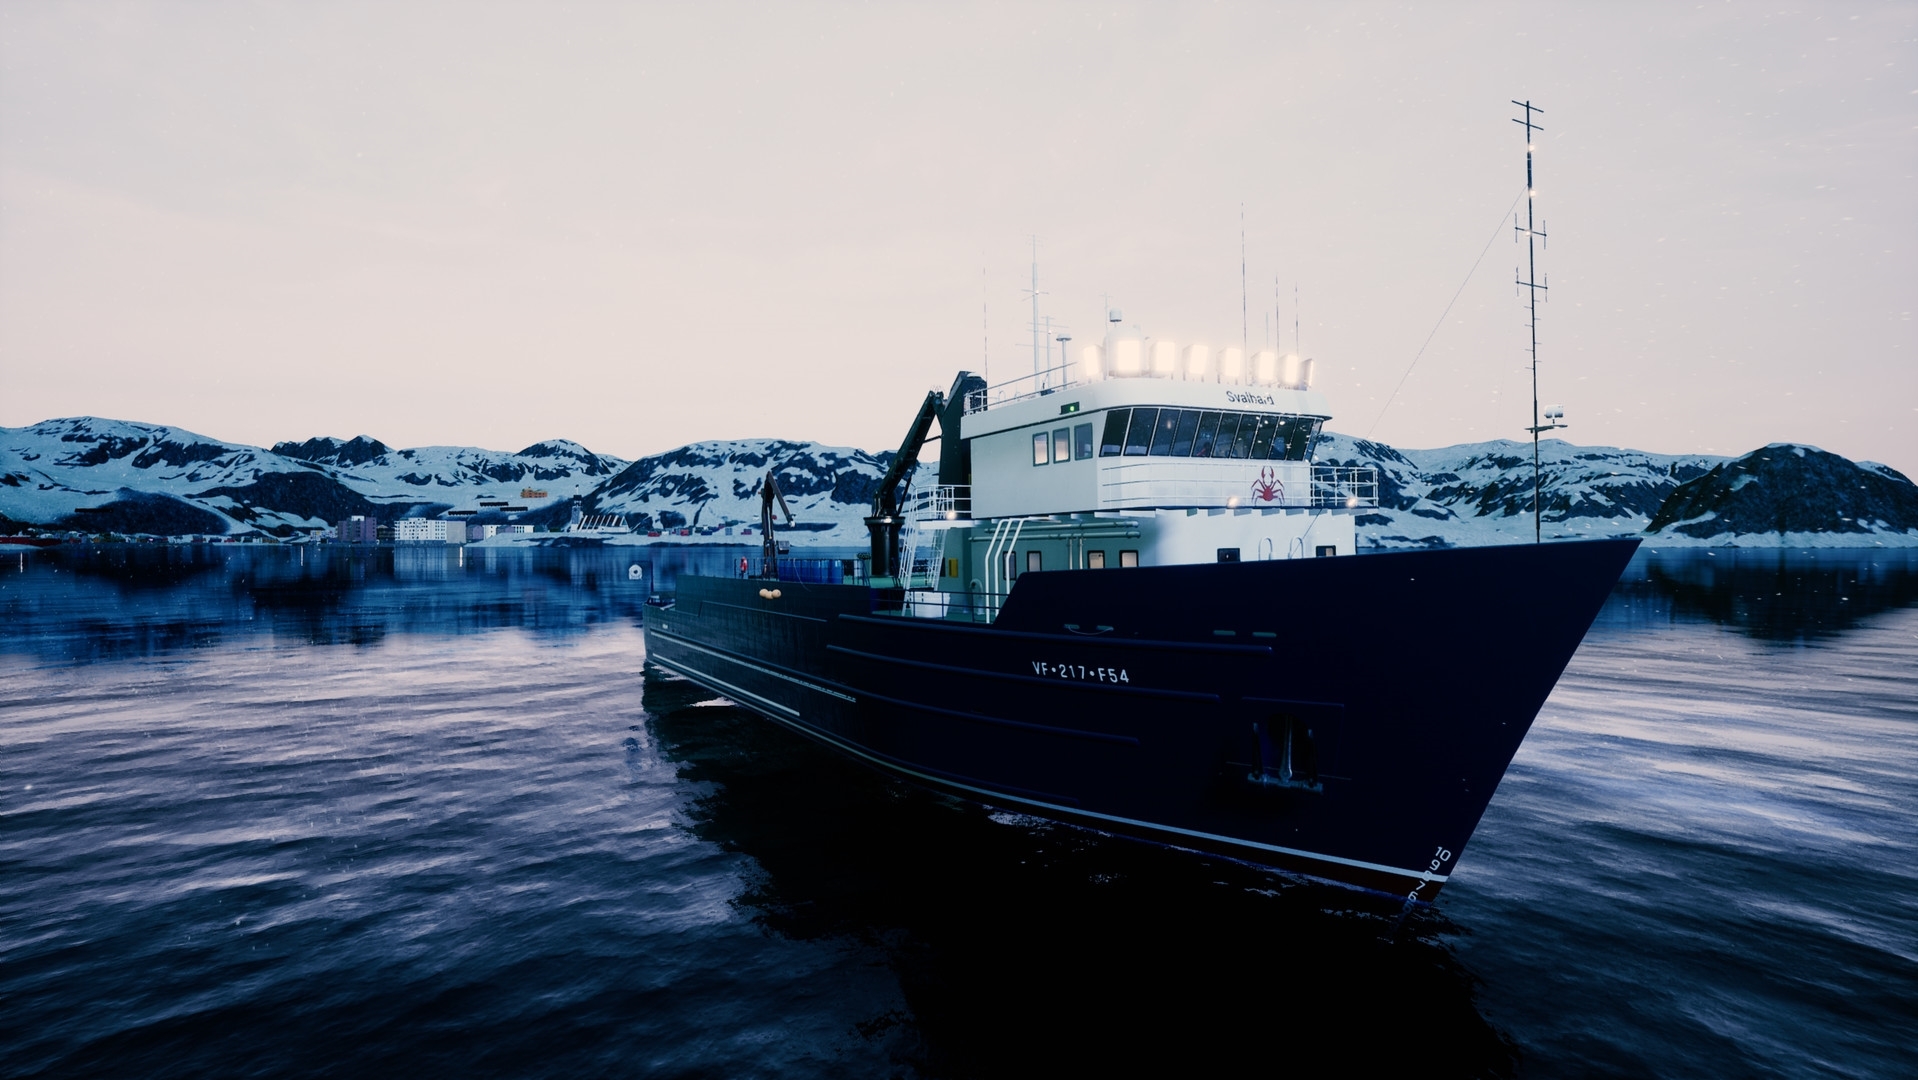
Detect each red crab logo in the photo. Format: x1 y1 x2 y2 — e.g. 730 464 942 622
1250 467 1285 503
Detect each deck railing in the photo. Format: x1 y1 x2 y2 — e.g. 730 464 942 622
872 588 1007 623
905 485 971 521
736 558 858 584
1309 465 1379 508
962 362 1082 414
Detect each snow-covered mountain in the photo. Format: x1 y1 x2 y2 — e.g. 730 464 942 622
0 418 625 537
1312 434 1728 547
572 439 921 542
272 435 623 491
4 415 1914 547
1644 444 1918 546
1312 435 1917 547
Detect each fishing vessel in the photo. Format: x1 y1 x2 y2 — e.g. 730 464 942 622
643 310 1635 901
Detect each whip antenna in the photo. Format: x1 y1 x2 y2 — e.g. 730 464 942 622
1514 99 1564 544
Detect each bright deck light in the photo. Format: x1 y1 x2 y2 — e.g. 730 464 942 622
1150 340 1178 377
1253 349 1279 385
1218 346 1245 382
1079 343 1103 379
1280 353 1303 388
1183 343 1211 380
1112 339 1143 376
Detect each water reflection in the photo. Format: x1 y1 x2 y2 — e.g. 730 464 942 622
8 544 1916 665
1600 548 1918 641
641 670 1514 1077
0 544 842 665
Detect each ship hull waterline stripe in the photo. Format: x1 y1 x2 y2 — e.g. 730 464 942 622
857 685 1140 747
651 628 857 703
645 642 1447 888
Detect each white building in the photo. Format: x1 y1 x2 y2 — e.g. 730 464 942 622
395 518 467 544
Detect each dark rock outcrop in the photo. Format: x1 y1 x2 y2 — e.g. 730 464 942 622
190 472 383 529
57 491 232 536
271 436 390 467
1647 445 1918 539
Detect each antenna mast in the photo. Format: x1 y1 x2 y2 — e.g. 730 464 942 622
981 261 990 384
1513 99 1562 543
1025 236 1048 386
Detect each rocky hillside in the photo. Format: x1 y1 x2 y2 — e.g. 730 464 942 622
4 416 1913 547
1645 445 1918 544
573 439 913 539
0 418 625 537
1311 434 1730 547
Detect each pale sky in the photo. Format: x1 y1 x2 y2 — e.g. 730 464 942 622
3 2 1913 473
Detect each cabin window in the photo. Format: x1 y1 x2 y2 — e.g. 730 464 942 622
1212 413 1242 458
1171 410 1201 456
1229 415 1258 459
1053 428 1072 463
1027 550 1042 573
1124 408 1158 456
1096 408 1321 461
1087 550 1106 569
1264 417 1294 461
1149 409 1181 455
1249 416 1278 459
1074 423 1094 460
1100 410 1130 456
1119 549 1139 568
1288 418 1323 460
1192 411 1222 457
1032 432 1049 466
1002 549 1017 582
1316 545 1337 557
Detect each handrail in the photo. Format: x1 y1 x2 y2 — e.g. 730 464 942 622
964 360 1083 414
905 484 972 521
1309 465 1379 508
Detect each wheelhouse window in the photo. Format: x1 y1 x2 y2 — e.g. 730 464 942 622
1032 432 1049 466
1100 410 1130 456
1249 416 1278 459
1279 417 1321 460
1123 408 1158 456
1192 412 1222 457
1148 409 1182 455
1074 423 1094 460
1171 410 1201 456
1212 413 1242 457
1053 428 1071 463
1095 408 1322 461
1228 416 1258 458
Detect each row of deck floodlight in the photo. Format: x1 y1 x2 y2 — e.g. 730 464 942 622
1078 339 1314 389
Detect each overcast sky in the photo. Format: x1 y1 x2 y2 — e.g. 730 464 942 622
3 2 1913 472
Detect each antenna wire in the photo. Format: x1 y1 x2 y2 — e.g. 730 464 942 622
1363 186 1526 441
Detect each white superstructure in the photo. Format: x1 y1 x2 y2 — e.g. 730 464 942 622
885 309 1377 611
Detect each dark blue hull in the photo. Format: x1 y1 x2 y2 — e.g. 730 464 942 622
642 539 1638 899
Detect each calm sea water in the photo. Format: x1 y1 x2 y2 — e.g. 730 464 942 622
1 543 1913 1078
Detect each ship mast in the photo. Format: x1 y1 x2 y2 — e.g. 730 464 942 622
1513 100 1563 543
1024 236 1048 388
